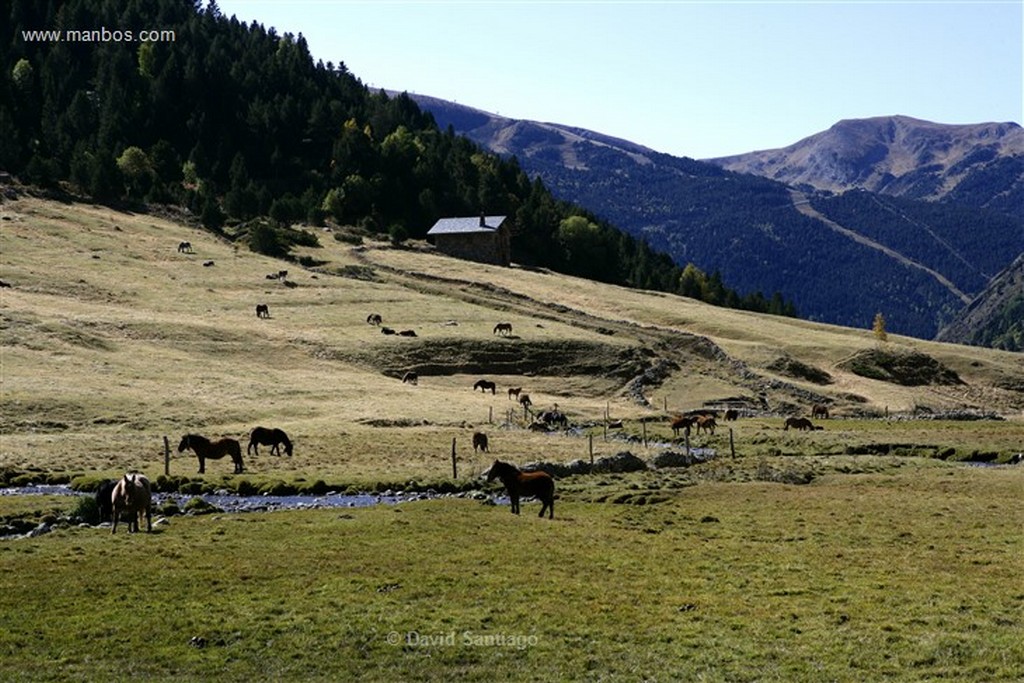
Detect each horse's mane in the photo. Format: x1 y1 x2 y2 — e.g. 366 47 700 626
184 433 212 446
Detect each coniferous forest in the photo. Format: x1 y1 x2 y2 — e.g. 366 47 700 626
1 0 797 317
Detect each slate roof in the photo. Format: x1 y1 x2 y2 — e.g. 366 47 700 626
427 215 507 236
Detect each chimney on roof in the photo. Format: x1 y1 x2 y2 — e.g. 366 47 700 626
479 212 486 227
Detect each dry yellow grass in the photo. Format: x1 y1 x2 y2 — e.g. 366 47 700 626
1 196 1021 483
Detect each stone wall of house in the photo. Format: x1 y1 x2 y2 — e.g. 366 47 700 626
435 229 510 266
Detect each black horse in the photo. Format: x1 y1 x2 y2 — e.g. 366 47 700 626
95 479 117 525
247 426 293 457
178 434 245 474
486 460 554 519
474 379 497 394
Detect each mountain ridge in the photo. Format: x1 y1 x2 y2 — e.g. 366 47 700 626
706 115 1024 208
407 93 1024 342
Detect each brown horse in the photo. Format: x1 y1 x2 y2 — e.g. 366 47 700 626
473 432 489 452
696 415 717 436
493 322 512 336
111 473 152 534
724 409 739 421
670 415 696 436
507 387 522 400
518 393 532 409
784 417 814 431
247 427 293 457
179 434 245 473
811 404 830 419
474 379 497 394
486 460 554 519
402 371 419 385
255 303 270 319
366 313 382 326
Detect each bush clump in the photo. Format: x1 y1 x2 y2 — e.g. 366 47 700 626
837 348 962 386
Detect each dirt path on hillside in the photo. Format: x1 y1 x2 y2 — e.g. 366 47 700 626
789 190 971 304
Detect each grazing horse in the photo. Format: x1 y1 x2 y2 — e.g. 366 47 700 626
177 241 192 253
538 410 568 428
784 417 814 431
518 393 532 409
474 379 497 394
402 371 418 385
507 387 522 400
178 434 245 474
486 460 554 519
473 432 489 453
493 322 513 336
247 427 293 458
811 404 830 419
367 313 382 326
724 409 739 421
696 415 717 436
111 473 152 534
255 303 270 319
671 415 696 437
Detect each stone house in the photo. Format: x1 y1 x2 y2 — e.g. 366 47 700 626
426 214 511 267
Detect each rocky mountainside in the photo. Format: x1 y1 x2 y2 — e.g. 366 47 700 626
936 252 1024 351
707 116 1024 213
408 94 1024 342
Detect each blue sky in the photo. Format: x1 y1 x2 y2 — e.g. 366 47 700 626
213 1 1023 159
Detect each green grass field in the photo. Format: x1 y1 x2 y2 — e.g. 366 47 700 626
1 196 1023 680
1 462 1022 682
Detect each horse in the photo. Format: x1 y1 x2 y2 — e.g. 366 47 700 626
367 313 382 326
111 473 152 534
670 415 696 437
255 303 270 319
811 404 830 419
474 379 497 394
507 387 522 400
381 327 396 335
179 434 245 474
402 371 418 385
473 432 489 452
398 329 417 337
518 393 532 409
493 322 513 336
696 415 717 436
95 479 116 525
486 460 554 519
538 410 568 428
784 417 814 431
177 241 192 253
724 409 739 421
247 427 293 458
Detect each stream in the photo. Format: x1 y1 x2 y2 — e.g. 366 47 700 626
0 484 487 513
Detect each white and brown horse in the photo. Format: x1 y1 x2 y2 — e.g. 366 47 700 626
111 473 152 534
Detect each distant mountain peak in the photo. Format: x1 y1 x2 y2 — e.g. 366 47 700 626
706 115 1024 202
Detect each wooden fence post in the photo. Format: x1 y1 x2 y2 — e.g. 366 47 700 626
729 428 736 458
589 433 594 467
684 432 690 457
642 420 648 448
451 438 458 479
163 436 170 476
489 406 493 424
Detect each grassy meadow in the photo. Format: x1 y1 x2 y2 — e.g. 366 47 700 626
1 196 1023 680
